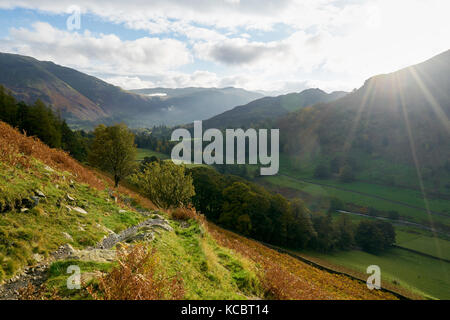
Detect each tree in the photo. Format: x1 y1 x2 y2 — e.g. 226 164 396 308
328 197 344 212
375 221 396 247
131 161 195 209
355 220 395 253
140 156 160 172
88 124 137 187
314 163 330 179
338 165 355 183
189 167 224 221
288 199 316 248
309 213 337 252
335 213 354 250
355 221 385 253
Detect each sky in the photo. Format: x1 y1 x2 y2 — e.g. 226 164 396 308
0 0 449 94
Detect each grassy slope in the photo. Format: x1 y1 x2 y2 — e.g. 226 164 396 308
0 159 144 280
297 248 450 300
0 122 396 300
254 154 450 299
254 153 450 233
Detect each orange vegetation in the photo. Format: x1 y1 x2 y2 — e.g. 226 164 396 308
88 244 184 300
0 121 156 210
206 223 397 300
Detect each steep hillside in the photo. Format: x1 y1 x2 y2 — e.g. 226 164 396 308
278 50 450 191
0 121 396 300
0 53 262 127
0 53 107 121
203 88 347 129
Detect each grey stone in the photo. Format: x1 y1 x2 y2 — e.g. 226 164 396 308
35 190 46 198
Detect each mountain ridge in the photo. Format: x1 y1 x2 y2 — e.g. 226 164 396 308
202 88 348 129
0 52 263 127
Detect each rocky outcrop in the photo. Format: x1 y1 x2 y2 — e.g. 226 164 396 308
0 215 172 299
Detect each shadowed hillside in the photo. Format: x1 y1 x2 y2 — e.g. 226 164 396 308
203 88 347 129
278 50 450 192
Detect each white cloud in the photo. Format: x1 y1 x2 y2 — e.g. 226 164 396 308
0 0 449 93
1 22 192 75
104 76 155 90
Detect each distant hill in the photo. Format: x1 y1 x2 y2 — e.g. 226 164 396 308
0 52 262 127
202 88 348 129
278 49 450 188
129 87 263 124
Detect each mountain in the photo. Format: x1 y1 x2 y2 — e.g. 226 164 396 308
278 49 450 187
129 86 263 124
202 88 348 129
0 52 262 127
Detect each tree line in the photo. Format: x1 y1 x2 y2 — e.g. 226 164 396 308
188 166 395 253
0 86 90 162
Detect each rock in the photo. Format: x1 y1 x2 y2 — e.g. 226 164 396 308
126 231 154 243
44 165 54 172
72 207 88 215
180 221 190 229
32 253 44 263
81 271 103 284
62 232 73 241
144 218 173 232
96 223 113 234
65 205 87 214
70 249 116 263
98 233 120 249
50 243 76 261
119 209 127 213
35 190 46 198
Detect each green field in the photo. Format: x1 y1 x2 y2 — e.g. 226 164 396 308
260 174 450 225
300 248 450 300
396 231 450 261
136 148 170 161
326 211 450 261
136 148 208 169
277 154 450 214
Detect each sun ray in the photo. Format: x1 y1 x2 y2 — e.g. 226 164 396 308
408 66 450 135
394 72 449 281
342 77 376 153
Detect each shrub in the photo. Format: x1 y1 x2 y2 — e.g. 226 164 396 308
170 206 198 221
130 161 195 209
88 244 184 300
355 220 395 253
